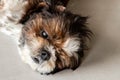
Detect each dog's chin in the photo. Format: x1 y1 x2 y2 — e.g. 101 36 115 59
25 55 56 74
27 55 56 74
34 61 56 74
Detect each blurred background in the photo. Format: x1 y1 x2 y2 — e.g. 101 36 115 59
0 0 120 80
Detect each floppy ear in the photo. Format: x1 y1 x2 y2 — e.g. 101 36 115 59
69 15 92 38
69 15 92 60
19 0 49 24
19 0 70 24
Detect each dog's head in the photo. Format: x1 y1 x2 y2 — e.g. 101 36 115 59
19 0 92 74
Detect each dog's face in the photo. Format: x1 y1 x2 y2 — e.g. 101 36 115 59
17 0 91 74
18 0 92 74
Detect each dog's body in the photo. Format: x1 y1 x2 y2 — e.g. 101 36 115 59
0 0 92 74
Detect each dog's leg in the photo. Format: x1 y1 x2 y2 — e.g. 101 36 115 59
0 0 27 39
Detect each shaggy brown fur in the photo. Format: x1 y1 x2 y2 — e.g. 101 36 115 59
19 0 92 74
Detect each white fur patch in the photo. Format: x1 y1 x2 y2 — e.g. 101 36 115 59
18 44 38 70
63 37 80 56
0 0 26 39
37 61 55 74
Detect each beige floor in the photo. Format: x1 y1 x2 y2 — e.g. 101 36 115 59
0 0 120 80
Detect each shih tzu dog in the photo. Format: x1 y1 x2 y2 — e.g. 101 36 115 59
0 0 92 74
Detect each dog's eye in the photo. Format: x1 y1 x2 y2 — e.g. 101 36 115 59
40 30 48 39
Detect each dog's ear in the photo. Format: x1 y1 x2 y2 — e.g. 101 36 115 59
19 0 50 24
69 15 92 38
19 0 70 24
69 15 92 59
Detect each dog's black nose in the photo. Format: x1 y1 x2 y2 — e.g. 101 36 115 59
40 50 50 61
32 50 50 63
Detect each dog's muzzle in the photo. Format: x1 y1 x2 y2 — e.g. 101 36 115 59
32 50 51 64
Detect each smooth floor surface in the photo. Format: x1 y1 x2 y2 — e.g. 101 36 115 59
0 0 120 80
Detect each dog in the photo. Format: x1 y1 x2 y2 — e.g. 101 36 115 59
0 0 92 74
